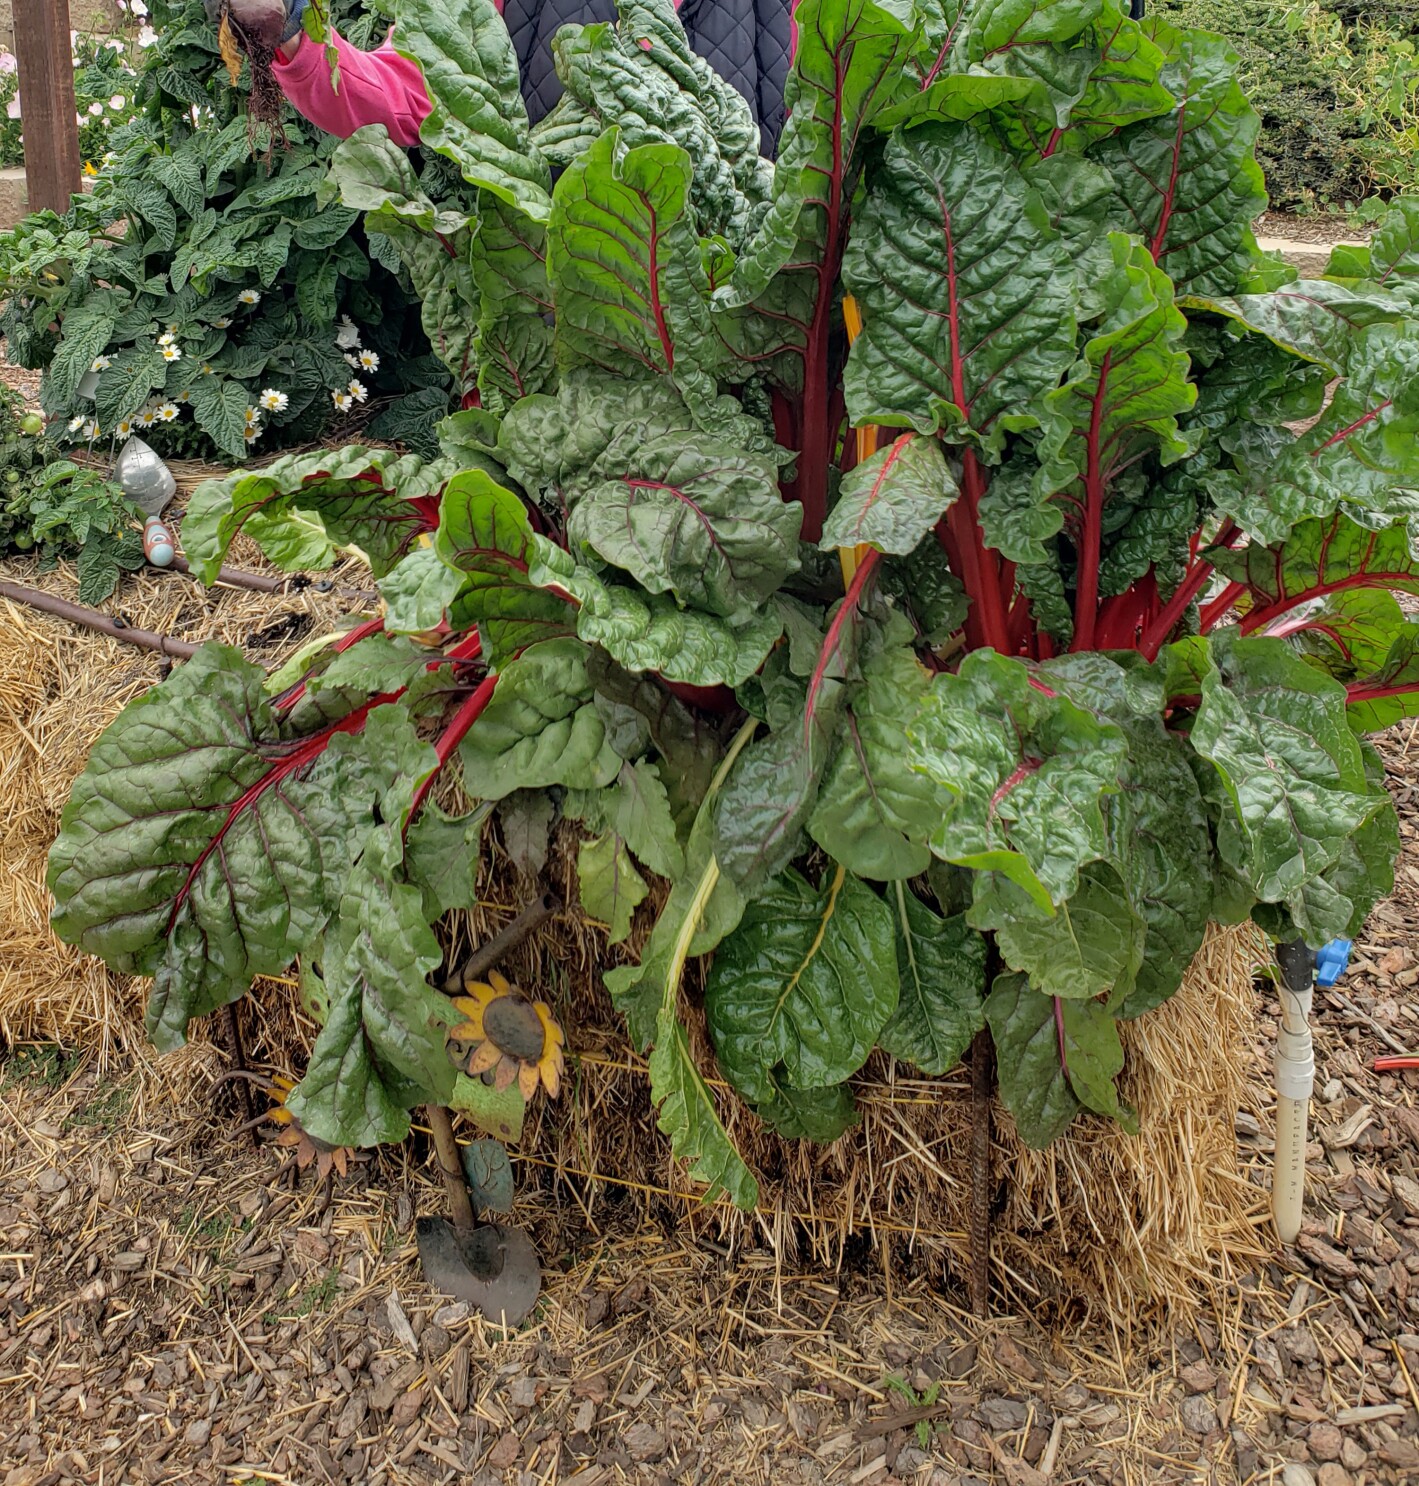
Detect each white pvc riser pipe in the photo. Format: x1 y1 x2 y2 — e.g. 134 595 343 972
1271 976 1315 1244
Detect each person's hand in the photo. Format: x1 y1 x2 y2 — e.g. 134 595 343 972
203 0 306 53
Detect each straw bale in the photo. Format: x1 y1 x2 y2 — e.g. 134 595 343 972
0 552 1273 1320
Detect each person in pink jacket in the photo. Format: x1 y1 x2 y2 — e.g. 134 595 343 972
218 0 795 151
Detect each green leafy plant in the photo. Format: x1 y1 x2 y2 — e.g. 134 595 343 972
0 0 455 462
48 0 1419 1205
0 380 145 602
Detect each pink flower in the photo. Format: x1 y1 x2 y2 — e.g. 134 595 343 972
0 53 17 76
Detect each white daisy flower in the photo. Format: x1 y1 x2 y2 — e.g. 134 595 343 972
161 345 181 362
137 409 155 427
245 407 260 424
238 289 261 306
332 391 353 412
335 315 361 350
212 317 231 330
116 418 134 437
347 379 368 404
90 355 110 372
344 353 360 368
259 388 288 413
156 402 178 422
67 414 85 433
81 419 98 439
358 349 380 372
177 390 190 403
157 331 175 346
243 425 261 444
200 363 214 376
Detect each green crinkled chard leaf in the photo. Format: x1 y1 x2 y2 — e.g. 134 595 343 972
458 637 621 800
1190 636 1385 944
719 0 916 308
553 0 770 246
1211 512 1419 623
1090 18 1266 296
548 129 722 419
704 866 898 1105
843 122 1078 450
435 468 576 661
184 446 451 582
326 126 474 236
47 648 434 1053
750 1075 859 1143
577 831 649 943
394 0 553 221
877 885 986 1076
528 540 784 688
808 638 939 881
973 863 1145 1002
285 858 457 1149
908 649 1126 910
1025 233 1195 593
1227 323 1419 544
819 433 958 556
985 972 1133 1148
1180 281 1411 380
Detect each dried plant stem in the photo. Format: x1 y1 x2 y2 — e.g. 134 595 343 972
223 1002 258 1144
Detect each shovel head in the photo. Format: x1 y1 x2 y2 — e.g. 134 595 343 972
415 1216 541 1326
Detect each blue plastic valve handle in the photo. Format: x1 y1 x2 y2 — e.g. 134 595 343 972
1315 939 1353 988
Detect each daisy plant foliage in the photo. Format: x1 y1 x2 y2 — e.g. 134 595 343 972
47 0 1419 1207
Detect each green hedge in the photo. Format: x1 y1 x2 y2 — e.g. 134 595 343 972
1155 0 1415 212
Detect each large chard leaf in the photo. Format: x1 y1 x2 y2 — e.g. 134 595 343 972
184 447 449 582
434 469 575 661
1226 323 1419 543
1190 636 1385 943
808 635 940 881
527 540 784 688
395 0 553 221
548 130 720 408
704 866 898 1105
1181 281 1412 379
820 433 958 555
902 0 1110 130
553 0 770 246
1210 512 1419 626
501 372 796 623
458 638 622 799
285 857 457 1148
907 650 1127 910
985 972 1131 1148
842 122 1078 450
877 885 986 1076
719 0 916 307
1026 233 1195 574
1089 19 1265 296
48 649 431 1052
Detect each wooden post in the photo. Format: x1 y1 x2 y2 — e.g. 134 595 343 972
13 0 82 215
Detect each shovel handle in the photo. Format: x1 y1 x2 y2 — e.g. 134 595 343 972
424 1104 477 1234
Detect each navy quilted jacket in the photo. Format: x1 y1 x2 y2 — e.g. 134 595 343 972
503 0 794 150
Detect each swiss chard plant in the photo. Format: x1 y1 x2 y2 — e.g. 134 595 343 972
0 0 457 461
47 0 1419 1206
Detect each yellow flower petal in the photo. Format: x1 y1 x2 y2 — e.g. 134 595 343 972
517 1062 539 1103
464 1040 502 1077
493 1055 520 1092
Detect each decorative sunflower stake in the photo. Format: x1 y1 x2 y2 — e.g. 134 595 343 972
218 1070 364 1186
446 970 565 1101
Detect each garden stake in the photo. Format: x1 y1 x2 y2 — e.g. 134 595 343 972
414 896 559 1326
446 890 561 992
969 1026 994 1317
